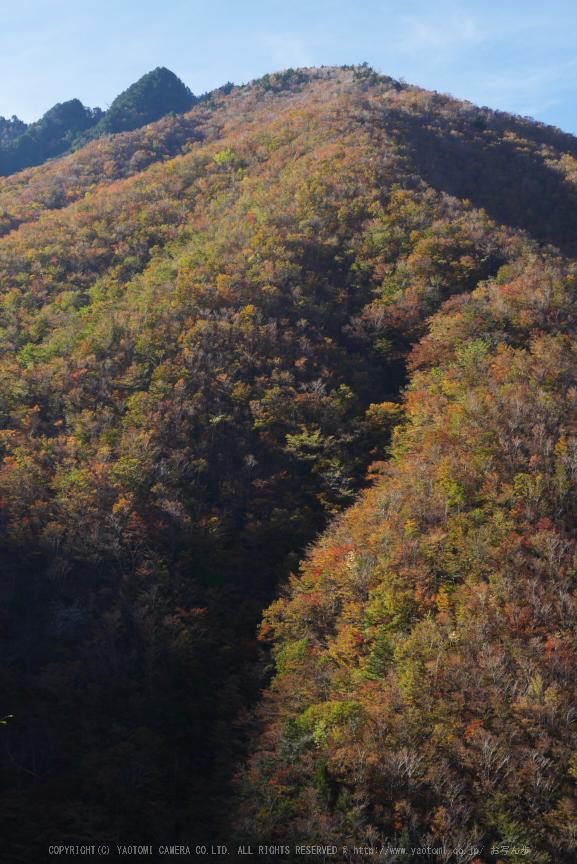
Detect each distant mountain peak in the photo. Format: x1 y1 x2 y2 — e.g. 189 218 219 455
95 67 195 135
0 67 195 177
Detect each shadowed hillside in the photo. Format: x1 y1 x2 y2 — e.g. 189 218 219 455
384 90 577 255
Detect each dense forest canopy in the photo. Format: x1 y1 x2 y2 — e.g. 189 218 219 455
0 116 28 145
0 65 576 862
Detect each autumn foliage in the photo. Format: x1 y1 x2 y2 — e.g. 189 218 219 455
0 66 576 860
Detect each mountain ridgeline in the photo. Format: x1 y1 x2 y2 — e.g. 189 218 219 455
0 66 576 862
0 67 195 177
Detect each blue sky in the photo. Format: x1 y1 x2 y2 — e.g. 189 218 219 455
1 0 575 134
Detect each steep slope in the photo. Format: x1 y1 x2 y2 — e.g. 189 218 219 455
0 66 575 860
239 249 577 861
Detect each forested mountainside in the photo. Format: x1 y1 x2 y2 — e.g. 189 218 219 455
0 65 576 862
0 68 195 178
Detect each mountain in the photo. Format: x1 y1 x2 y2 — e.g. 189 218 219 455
0 99 103 177
0 68 195 178
0 66 575 861
93 66 195 134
